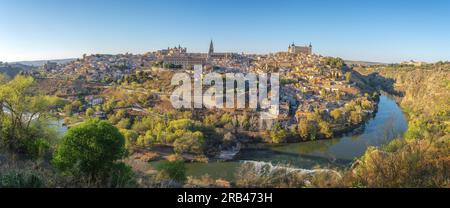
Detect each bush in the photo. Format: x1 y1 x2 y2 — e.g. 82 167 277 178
318 121 333 139
298 119 318 141
0 170 44 188
109 163 137 188
120 129 138 150
173 131 204 154
25 138 51 159
270 123 287 143
156 160 187 183
116 118 131 129
347 137 450 188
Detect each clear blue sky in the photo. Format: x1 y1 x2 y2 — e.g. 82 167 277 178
1 0 449 63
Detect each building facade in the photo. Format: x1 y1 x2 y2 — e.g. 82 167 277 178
163 55 206 68
288 43 312 55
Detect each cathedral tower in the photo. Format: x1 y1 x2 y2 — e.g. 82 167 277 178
209 40 214 55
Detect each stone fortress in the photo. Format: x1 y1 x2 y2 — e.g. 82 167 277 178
288 42 313 55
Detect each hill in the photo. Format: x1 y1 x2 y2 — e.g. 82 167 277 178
13 58 76 67
0 63 37 78
345 60 387 67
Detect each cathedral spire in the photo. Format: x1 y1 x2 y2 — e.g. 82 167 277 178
209 39 214 54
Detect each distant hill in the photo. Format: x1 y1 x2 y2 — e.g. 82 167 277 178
0 63 37 78
345 60 387 66
13 58 76 67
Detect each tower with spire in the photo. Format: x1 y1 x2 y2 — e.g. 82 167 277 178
209 40 214 55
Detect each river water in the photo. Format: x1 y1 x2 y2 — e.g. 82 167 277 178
183 95 408 180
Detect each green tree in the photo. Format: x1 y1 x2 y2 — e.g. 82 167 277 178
85 108 94 117
156 160 186 183
116 118 131 129
318 120 333 138
131 116 159 133
52 119 129 186
330 109 343 121
270 123 287 143
64 104 73 116
298 119 318 141
72 100 83 112
220 113 232 126
0 169 44 188
361 98 373 110
349 111 363 125
173 131 204 154
0 76 55 156
102 100 116 114
120 129 138 150
298 120 310 140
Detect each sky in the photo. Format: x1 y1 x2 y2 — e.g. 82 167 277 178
1 0 450 63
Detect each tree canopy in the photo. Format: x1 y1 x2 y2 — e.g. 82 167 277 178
0 75 57 157
52 119 129 186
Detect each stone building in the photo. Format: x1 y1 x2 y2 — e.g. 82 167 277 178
163 55 205 68
288 43 312 55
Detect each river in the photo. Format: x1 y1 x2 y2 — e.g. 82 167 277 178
182 95 408 180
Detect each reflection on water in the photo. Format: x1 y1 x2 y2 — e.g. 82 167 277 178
184 96 408 180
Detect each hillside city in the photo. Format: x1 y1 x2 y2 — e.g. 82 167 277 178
1 41 448 188
15 41 377 160
1 0 449 191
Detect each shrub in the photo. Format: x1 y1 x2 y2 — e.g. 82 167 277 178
156 160 187 183
270 123 287 143
173 131 205 154
109 163 137 188
347 137 450 188
0 170 43 188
